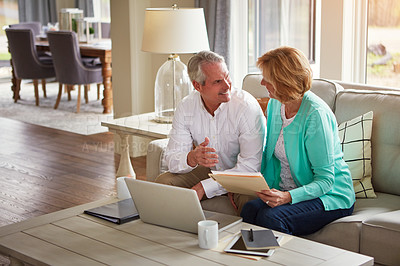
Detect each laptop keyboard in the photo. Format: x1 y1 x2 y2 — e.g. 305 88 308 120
204 211 213 219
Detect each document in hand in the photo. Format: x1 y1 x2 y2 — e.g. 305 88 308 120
208 171 269 196
241 229 280 250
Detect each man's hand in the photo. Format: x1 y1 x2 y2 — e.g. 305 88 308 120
187 137 219 167
256 188 292 208
192 182 205 201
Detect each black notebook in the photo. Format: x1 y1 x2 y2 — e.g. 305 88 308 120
84 198 139 224
224 235 276 257
241 229 280 250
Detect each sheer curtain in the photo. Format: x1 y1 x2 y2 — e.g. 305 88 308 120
195 0 231 69
18 0 94 24
257 0 313 61
76 0 94 17
248 0 314 72
18 0 57 24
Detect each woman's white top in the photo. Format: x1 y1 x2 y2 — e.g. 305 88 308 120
274 104 298 191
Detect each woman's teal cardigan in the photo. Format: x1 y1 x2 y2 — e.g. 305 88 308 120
261 91 355 211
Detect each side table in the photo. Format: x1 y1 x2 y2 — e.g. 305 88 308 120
101 112 171 178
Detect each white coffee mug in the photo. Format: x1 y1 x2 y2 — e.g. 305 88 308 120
198 220 218 249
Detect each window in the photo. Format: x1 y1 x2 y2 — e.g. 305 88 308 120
93 0 111 22
0 0 18 62
248 0 316 72
366 0 400 88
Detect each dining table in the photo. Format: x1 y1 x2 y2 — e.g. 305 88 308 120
10 38 113 114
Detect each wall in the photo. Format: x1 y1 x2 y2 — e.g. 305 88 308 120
111 0 195 119
318 0 368 83
319 0 344 80
55 0 75 17
110 0 195 157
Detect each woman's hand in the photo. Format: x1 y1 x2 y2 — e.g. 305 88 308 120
256 188 292 208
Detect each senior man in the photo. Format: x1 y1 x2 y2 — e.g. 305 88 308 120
155 51 266 214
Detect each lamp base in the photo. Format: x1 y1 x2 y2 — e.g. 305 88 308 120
154 109 174 123
154 54 192 124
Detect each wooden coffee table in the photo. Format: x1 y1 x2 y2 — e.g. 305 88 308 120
0 198 373 265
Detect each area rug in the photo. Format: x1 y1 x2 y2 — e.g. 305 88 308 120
0 67 114 135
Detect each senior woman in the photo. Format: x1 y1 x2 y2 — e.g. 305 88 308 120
240 46 355 236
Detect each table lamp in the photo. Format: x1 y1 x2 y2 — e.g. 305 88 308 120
142 4 210 123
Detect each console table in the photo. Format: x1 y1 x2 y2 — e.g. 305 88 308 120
0 197 373 265
101 112 171 178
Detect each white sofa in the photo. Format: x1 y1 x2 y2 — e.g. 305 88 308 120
146 74 400 265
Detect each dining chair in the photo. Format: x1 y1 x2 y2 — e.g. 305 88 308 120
9 22 41 36
9 22 49 58
5 28 55 105
8 22 53 96
47 31 103 113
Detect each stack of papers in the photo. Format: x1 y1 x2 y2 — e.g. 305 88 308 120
224 229 281 257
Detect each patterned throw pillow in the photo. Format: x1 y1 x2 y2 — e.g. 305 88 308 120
338 111 376 198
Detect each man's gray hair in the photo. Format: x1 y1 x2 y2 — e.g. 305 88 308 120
187 51 225 85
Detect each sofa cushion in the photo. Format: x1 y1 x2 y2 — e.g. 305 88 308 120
347 192 400 221
201 195 237 216
311 79 344 111
303 220 362 252
361 210 400 265
335 90 400 196
241 74 268 98
146 138 169 181
338 111 376 198
304 192 400 252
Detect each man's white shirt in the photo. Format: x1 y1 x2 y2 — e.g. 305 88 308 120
165 87 266 198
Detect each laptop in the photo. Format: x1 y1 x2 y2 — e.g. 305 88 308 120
125 179 242 234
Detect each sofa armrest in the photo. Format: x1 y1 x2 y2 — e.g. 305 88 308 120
146 138 169 181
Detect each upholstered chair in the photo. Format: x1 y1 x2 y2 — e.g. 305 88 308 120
47 31 103 113
5 28 55 105
9 22 50 58
8 22 54 97
9 22 41 36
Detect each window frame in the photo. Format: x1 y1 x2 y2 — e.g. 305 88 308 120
247 0 317 73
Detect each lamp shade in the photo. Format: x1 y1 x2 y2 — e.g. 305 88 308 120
142 7 210 54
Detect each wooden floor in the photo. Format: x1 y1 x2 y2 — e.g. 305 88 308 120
0 117 146 228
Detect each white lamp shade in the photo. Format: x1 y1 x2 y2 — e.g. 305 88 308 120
142 7 210 54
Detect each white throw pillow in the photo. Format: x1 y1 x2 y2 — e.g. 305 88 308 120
338 111 376 198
